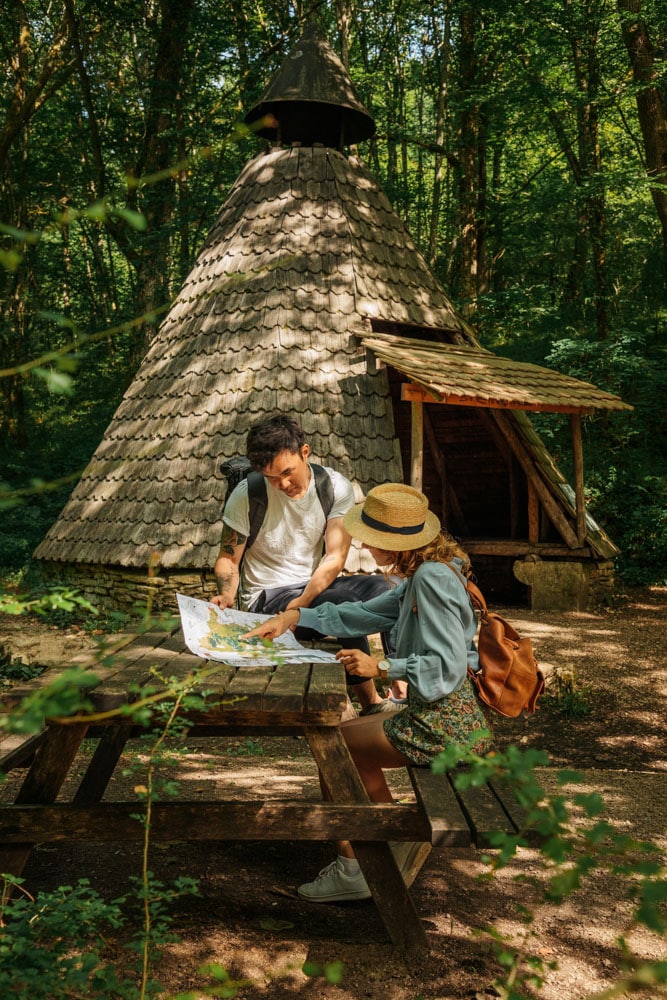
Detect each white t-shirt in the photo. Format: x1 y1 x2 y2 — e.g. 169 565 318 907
223 465 355 610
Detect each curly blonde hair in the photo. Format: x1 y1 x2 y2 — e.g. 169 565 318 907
387 531 471 578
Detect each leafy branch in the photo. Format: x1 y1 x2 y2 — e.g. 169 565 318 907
433 738 666 999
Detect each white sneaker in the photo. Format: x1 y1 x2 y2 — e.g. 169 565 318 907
298 857 371 903
359 699 404 716
390 841 432 887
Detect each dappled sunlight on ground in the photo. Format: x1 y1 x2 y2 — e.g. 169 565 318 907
538 768 667 846
2 587 665 999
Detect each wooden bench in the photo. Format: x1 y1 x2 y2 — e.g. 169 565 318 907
407 765 538 852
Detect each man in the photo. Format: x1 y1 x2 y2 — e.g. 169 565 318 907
212 414 399 714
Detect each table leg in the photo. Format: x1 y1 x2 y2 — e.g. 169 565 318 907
0 721 89 891
73 723 133 805
305 726 429 956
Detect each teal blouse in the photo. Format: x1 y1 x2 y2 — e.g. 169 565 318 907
298 559 479 702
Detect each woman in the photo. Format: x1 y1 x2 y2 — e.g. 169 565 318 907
244 483 492 903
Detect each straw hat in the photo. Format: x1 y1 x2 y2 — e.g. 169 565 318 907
343 483 441 551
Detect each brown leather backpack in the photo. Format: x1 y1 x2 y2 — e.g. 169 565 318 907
447 564 545 718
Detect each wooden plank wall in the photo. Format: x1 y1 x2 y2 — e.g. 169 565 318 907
386 368 532 603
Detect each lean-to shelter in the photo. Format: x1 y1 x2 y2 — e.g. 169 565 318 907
35 21 631 612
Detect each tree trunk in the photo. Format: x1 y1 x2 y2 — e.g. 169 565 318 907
456 6 487 316
570 7 610 339
427 18 449 267
0 3 75 447
335 0 353 69
617 0 667 293
128 0 196 370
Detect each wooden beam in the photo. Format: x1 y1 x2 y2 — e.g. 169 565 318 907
464 540 592 557
0 802 429 843
411 399 424 491
489 411 580 548
400 382 596 414
423 409 448 522
509 455 520 539
571 413 587 545
401 384 586 551
401 383 439 404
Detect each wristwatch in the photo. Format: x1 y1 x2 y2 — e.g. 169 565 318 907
377 658 391 680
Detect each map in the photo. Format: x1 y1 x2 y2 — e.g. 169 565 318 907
176 594 339 665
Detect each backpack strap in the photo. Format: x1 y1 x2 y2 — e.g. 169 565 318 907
246 471 268 551
245 463 334 552
311 463 335 521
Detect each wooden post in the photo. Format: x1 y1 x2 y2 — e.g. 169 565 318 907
423 410 448 524
571 413 586 545
411 400 424 491
527 480 540 543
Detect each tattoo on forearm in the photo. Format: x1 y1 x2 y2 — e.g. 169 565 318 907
219 524 247 556
216 572 235 593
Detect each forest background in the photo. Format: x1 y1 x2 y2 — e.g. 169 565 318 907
0 0 665 592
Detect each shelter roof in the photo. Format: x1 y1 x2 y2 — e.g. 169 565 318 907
360 333 633 414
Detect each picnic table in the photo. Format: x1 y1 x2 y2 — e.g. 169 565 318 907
0 625 532 956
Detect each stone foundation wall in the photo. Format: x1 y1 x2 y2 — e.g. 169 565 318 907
513 557 616 611
38 562 218 615
588 560 616 605
38 556 617 616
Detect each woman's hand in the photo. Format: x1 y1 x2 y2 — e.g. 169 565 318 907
336 648 381 678
242 609 299 640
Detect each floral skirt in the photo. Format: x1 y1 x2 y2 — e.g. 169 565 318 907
383 678 493 766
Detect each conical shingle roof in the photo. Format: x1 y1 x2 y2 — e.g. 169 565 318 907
35 145 467 570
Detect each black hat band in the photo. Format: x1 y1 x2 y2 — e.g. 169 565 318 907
361 510 425 535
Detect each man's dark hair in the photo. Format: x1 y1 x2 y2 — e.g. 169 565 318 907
246 415 306 470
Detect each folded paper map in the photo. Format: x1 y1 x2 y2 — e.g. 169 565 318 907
176 594 339 665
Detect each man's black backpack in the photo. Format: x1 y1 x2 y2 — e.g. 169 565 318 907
220 457 335 551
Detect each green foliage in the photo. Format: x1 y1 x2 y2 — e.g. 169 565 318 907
1 667 99 735
0 585 97 617
0 880 131 1000
221 737 266 757
172 964 254 999
588 467 667 586
0 653 43 684
0 7 666 995
39 603 132 635
302 959 346 985
0 874 198 1000
541 667 592 718
0 0 665 589
432 737 666 998
540 328 667 585
0 645 664 998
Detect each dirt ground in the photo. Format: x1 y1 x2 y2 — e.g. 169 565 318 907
1 585 665 1000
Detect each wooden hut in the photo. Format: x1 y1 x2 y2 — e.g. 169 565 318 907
35 21 631 612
